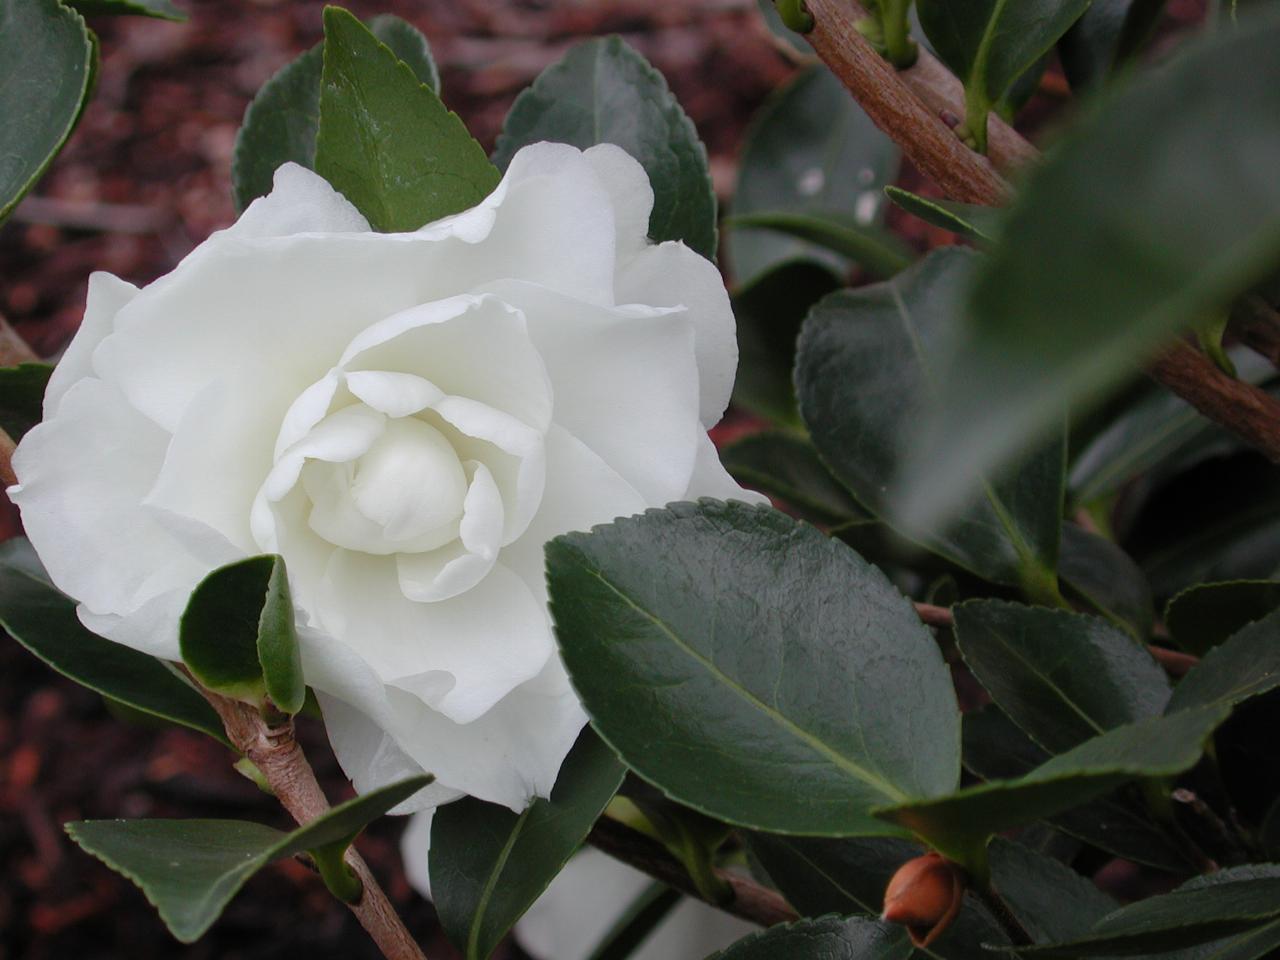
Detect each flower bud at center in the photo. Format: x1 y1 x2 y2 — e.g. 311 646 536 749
881 852 965 948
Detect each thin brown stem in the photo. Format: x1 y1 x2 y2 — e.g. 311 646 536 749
1148 340 1280 462
803 0 1280 466
587 816 798 928
202 691 429 960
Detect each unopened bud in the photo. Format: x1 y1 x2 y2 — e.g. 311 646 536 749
881 852 965 947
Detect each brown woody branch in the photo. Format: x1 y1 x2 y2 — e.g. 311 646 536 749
802 0 1280 465
202 691 429 960
587 815 798 928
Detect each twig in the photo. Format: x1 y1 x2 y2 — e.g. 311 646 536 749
1148 340 1280 461
912 602 1200 677
974 884 1033 946
802 0 1280 466
201 691 429 960
587 816 798 928
803 0 1023 205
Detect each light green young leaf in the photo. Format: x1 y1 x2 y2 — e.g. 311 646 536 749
898 11 1280 533
232 15 439 211
916 0 1090 151
315 7 497 232
547 500 959 837
66 776 431 943
180 555 304 715
884 185 1000 244
0 0 96 224
492 36 717 261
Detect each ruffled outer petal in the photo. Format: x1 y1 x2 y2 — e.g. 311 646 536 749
481 279 698 506
8 379 210 632
44 271 138 419
684 432 770 506
616 240 738 428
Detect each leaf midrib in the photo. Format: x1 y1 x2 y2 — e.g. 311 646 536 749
579 563 909 805
466 806 531 960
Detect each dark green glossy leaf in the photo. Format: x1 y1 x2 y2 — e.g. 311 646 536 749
547 500 959 836
796 247 1065 595
585 882 681 960
707 917 914 960
725 212 912 280
731 259 841 425
729 65 900 285
492 36 716 260
315 7 497 232
747 833 1010 958
179 555 303 715
0 362 53 440
883 186 1000 244
65 0 184 19
965 707 1197 871
1166 607 1280 714
232 15 438 212
1004 866 1280 956
0 539 228 745
954 600 1169 753
0 0 95 224
1165 581 1280 656
877 704 1230 860
720 432 864 526
916 0 1090 150
899 13 1280 531
962 707 1196 872
1058 0 1166 90
430 729 625 960
65 775 430 943
1058 524 1154 640
988 838 1117 942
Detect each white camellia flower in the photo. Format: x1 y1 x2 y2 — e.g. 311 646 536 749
8 142 763 813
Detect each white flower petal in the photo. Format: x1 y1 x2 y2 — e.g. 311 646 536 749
482 280 699 505
396 461 504 602
515 848 758 960
340 294 553 434
345 370 445 419
684 432 770 506
229 162 370 238
317 694 462 816
401 810 435 899
9 379 207 621
317 551 552 725
144 363 297 554
434 396 545 544
44 271 137 419
77 587 191 661
384 655 586 809
584 143 654 262
617 240 738 427
501 425 646 604
261 404 386 503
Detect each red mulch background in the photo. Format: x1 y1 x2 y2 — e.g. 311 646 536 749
0 1 1204 957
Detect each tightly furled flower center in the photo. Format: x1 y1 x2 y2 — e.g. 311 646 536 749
250 293 550 609
301 414 469 554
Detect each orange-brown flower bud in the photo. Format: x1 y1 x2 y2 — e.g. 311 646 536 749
881 852 965 947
